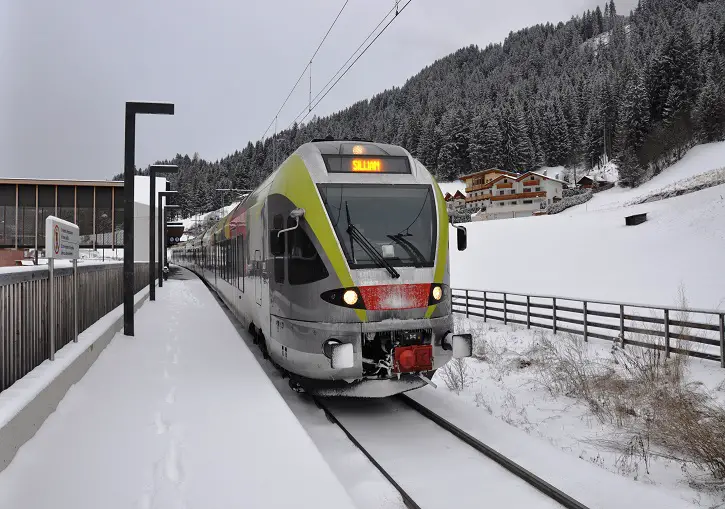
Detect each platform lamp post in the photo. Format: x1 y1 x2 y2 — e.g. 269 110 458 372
149 165 178 301
158 191 179 289
123 101 174 336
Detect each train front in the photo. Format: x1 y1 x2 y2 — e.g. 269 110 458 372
272 140 472 397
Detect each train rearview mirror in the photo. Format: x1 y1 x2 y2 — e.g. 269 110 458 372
457 226 467 251
451 224 467 251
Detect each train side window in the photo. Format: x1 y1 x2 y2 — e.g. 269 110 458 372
287 218 329 285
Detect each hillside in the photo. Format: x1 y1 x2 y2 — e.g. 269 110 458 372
449 141 725 310
122 0 725 219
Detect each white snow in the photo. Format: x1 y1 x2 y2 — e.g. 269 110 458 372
587 160 619 183
441 142 725 507
0 259 121 275
572 141 725 213
427 315 725 508
0 273 357 509
180 202 239 237
323 397 562 509
0 286 150 430
451 182 725 311
437 180 466 197
538 166 567 182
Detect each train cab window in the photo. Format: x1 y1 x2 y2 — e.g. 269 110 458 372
287 218 329 285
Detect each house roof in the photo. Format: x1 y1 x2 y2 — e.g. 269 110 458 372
0 177 123 187
458 168 519 181
521 171 568 185
452 190 466 199
577 175 608 184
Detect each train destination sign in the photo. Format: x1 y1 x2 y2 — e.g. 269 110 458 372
45 216 80 260
352 158 382 172
323 155 411 175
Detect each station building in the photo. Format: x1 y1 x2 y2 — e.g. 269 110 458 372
0 176 173 267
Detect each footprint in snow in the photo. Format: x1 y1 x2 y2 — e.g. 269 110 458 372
154 412 168 435
164 438 183 485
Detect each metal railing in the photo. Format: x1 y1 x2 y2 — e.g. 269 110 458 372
1 262 151 392
452 289 725 368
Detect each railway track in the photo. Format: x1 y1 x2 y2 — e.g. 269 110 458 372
187 265 589 509
313 394 590 509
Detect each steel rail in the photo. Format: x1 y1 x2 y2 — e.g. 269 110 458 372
311 396 422 509
398 394 590 509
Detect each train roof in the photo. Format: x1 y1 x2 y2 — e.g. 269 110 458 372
173 139 435 247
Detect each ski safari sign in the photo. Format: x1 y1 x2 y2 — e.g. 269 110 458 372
45 216 80 260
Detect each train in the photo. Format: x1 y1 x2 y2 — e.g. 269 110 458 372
170 139 473 397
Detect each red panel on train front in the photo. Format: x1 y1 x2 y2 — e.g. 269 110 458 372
357 284 430 310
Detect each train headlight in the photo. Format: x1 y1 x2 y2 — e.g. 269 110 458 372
343 289 359 306
431 285 443 301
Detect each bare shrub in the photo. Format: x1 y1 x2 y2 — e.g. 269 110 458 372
527 332 610 408
528 291 725 484
474 392 493 414
647 389 725 481
439 358 473 395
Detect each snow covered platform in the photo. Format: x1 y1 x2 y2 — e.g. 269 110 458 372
0 270 356 509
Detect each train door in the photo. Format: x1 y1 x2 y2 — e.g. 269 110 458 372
255 250 262 306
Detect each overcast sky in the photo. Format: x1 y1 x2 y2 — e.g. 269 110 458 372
1 0 638 180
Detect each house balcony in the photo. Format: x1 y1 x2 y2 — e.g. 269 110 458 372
464 183 489 193
490 191 547 202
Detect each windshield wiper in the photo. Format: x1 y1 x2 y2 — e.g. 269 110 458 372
387 234 425 268
345 202 400 279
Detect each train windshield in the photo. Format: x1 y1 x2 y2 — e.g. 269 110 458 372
318 184 437 269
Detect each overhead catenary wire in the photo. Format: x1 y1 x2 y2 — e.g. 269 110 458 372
287 0 414 130
260 0 350 140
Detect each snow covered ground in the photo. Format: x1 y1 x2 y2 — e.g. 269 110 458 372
0 274 357 509
180 202 239 239
570 141 725 214
450 181 725 311
206 270 701 509
442 142 725 507
432 314 725 508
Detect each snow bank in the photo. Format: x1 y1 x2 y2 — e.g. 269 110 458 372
410 383 697 509
0 259 120 275
575 140 725 213
0 274 357 509
0 284 152 476
428 316 725 508
450 183 725 310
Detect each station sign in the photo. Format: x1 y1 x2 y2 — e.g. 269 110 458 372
45 216 80 260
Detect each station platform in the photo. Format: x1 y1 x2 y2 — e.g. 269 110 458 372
0 269 357 509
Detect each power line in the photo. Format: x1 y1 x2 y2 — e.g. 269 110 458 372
287 0 414 130
287 1 399 128
260 0 350 140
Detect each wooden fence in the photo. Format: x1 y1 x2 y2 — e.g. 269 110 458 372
0 263 151 392
452 288 725 368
